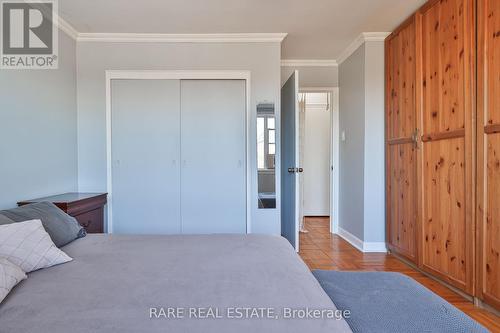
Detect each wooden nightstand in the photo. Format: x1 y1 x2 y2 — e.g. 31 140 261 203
18 193 107 233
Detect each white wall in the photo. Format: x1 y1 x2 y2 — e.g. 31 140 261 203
0 30 78 209
281 66 338 88
76 41 282 234
338 40 386 248
303 103 330 216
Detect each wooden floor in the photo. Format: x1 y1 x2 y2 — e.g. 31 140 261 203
299 217 500 332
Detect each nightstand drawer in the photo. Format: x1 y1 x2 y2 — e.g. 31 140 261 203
74 208 104 233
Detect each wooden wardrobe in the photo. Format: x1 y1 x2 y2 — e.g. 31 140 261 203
386 0 499 310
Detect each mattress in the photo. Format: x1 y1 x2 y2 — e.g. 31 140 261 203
0 234 352 333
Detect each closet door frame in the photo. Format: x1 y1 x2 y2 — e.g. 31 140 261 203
105 70 252 234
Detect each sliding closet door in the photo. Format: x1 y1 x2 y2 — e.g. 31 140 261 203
417 0 474 294
180 80 246 234
111 80 181 234
385 17 418 263
477 0 500 310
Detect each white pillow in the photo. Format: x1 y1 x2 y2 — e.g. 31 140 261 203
0 257 26 303
0 219 72 273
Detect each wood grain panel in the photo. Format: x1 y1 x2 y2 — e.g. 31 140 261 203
422 138 467 287
485 134 500 307
385 17 418 263
421 0 466 135
386 19 416 140
485 0 500 126
477 0 500 310
388 143 417 260
418 0 474 294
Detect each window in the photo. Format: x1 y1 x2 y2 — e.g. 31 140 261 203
257 117 265 169
257 115 276 170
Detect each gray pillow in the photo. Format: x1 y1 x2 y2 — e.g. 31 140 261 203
0 202 86 247
0 214 14 224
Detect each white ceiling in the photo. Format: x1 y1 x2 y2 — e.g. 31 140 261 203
59 0 426 59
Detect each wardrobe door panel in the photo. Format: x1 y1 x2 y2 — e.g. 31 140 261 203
387 143 417 260
418 0 474 293
111 79 181 234
387 20 417 140
421 0 465 135
477 0 500 309
180 80 246 234
484 0 500 126
483 135 500 307
386 17 418 262
422 138 467 285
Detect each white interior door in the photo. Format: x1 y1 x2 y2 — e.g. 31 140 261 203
180 80 246 234
111 79 181 234
303 95 331 216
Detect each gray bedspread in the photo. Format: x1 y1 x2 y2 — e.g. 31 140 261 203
0 234 351 333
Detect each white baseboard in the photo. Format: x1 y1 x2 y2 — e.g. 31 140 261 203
336 227 387 253
337 227 364 251
362 241 388 253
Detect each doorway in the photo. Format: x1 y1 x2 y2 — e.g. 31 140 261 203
298 89 339 235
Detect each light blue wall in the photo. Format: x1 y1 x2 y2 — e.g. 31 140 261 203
76 41 282 234
338 45 366 240
0 30 78 209
363 41 386 243
338 41 386 244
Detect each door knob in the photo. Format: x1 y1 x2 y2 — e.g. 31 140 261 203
298 168 303 173
288 167 296 173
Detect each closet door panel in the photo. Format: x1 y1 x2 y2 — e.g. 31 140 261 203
477 0 500 309
387 143 417 259
422 138 466 285
387 20 417 140
421 0 465 135
111 79 181 234
180 80 246 234
483 134 500 307
419 0 474 293
385 17 418 262
484 0 500 126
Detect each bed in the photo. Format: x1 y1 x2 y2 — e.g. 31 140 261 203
0 234 352 333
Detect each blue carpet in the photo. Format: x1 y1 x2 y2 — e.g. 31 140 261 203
313 270 489 333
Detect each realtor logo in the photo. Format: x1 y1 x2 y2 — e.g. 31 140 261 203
1 0 58 69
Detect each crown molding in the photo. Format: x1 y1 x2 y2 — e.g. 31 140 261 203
56 16 79 40
362 32 391 41
50 16 288 43
280 59 338 67
77 33 288 43
337 32 390 65
35 3 78 40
